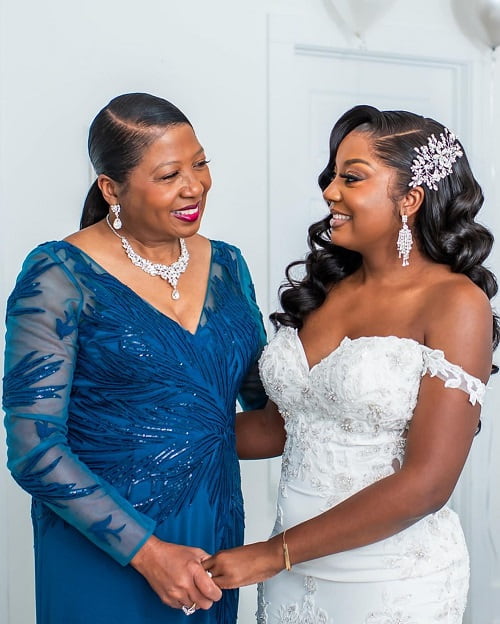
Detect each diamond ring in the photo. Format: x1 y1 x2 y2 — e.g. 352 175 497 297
182 603 197 616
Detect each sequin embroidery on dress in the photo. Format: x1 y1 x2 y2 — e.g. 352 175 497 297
3 239 267 624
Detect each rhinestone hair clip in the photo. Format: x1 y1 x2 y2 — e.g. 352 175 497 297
408 128 463 191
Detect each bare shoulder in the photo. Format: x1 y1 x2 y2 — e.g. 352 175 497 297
64 222 105 252
422 270 493 380
423 271 492 325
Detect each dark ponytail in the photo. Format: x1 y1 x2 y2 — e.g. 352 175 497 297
80 179 109 229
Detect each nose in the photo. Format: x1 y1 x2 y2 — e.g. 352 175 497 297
179 170 205 197
322 178 341 206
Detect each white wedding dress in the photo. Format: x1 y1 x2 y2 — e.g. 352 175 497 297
257 327 486 624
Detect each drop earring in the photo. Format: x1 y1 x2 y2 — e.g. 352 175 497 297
397 214 413 267
110 204 122 230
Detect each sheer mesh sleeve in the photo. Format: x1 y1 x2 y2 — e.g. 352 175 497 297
421 346 486 407
3 246 155 565
234 250 268 411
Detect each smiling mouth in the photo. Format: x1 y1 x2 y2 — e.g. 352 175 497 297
172 204 200 222
330 212 352 227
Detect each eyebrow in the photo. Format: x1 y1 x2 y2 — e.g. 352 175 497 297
153 147 205 171
342 158 375 169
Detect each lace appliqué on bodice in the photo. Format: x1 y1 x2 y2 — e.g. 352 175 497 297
259 328 485 508
258 331 476 620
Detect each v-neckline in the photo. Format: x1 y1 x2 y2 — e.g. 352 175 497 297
60 240 214 336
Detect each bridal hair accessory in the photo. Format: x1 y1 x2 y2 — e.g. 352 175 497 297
105 215 189 300
110 204 122 230
182 603 196 616
408 129 463 191
396 214 413 267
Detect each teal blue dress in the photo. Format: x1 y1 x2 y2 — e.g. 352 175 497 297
3 239 267 624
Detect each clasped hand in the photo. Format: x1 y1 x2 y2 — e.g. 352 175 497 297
131 536 222 611
202 538 284 590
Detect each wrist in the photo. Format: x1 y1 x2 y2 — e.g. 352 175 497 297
130 534 160 571
282 530 292 571
268 532 291 573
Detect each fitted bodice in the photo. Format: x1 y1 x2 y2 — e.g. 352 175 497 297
259 327 485 581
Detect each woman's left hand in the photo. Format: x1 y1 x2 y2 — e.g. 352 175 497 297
201 538 284 589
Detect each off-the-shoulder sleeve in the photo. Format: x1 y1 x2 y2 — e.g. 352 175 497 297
234 249 268 411
421 346 486 407
2 245 155 565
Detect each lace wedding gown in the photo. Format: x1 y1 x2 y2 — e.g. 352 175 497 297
257 326 485 624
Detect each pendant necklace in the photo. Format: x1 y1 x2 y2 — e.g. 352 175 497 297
105 215 189 300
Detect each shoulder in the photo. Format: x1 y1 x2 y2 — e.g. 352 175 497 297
20 240 70 268
210 239 243 258
422 272 493 382
210 239 250 271
63 221 110 259
7 241 85 317
424 272 492 329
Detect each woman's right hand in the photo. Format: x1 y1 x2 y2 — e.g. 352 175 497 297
130 535 222 611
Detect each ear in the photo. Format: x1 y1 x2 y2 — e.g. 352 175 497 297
400 186 424 219
97 174 120 206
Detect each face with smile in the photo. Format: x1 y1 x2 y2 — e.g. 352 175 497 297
100 123 212 244
323 131 403 257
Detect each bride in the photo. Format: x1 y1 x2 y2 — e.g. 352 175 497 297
202 104 498 623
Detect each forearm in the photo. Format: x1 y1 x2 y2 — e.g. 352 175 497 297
6 421 156 565
283 386 480 564
281 469 446 566
203 470 443 590
236 401 285 459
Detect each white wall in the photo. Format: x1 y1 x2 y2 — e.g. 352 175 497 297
1 1 499 622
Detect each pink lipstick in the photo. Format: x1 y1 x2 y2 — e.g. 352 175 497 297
172 203 200 223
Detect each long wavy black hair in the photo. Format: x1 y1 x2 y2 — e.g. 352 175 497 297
271 104 500 354
80 92 192 229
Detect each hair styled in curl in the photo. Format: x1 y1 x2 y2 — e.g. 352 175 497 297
80 92 192 229
271 104 500 352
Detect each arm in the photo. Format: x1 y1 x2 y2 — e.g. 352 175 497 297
3 246 221 609
203 281 493 587
233 247 286 459
234 246 269 412
236 400 286 459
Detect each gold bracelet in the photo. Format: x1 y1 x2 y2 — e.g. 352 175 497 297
282 530 292 571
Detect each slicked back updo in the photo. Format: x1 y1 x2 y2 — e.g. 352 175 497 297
80 93 191 229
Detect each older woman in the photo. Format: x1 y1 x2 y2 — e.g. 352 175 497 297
203 105 498 623
3 92 267 623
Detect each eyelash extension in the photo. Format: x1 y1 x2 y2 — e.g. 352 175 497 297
339 173 361 183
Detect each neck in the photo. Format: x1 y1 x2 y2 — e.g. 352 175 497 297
105 215 183 264
356 247 434 285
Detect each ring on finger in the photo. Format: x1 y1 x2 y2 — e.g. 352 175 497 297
182 602 197 616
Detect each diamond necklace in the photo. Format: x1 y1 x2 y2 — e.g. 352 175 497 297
105 215 189 300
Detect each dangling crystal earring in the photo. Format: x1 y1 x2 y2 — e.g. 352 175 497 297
397 214 413 267
110 204 122 230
